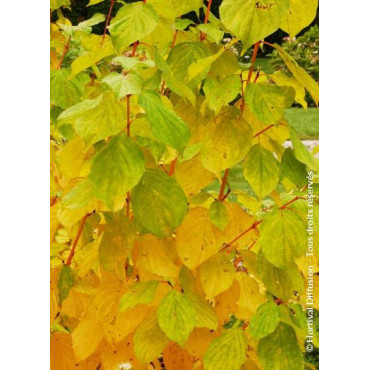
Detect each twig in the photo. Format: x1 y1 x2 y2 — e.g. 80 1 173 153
200 0 213 41
217 169 230 201
57 36 71 69
101 0 115 47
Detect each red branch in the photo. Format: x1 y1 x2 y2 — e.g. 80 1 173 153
200 0 213 41
57 36 71 70
101 0 115 47
169 158 177 176
131 41 139 57
66 212 93 266
217 169 230 201
253 124 275 138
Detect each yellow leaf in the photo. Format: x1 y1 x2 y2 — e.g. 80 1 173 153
137 234 179 278
176 207 223 270
72 316 103 361
51 333 77 370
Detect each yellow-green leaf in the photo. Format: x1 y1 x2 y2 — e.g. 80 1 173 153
249 302 281 338
280 0 318 39
203 327 247 370
209 200 229 231
220 0 290 52
119 281 159 312
138 91 190 151
57 265 74 304
109 2 159 53
201 107 253 176
200 252 235 299
257 323 304 370
186 293 218 330
89 133 145 209
244 83 295 125
157 289 196 345
258 209 306 269
131 169 188 236
134 313 170 364
102 71 143 99
57 92 126 146
243 144 280 199
290 128 319 171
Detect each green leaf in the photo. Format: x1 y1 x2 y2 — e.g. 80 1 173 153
243 144 280 199
62 179 94 210
112 56 155 71
244 83 295 125
134 313 170 364
167 42 212 88
50 69 88 109
70 36 115 79
87 0 104 6
203 327 247 370
102 71 143 99
201 107 253 176
185 293 218 330
258 323 304 370
203 75 241 115
57 92 126 146
50 0 70 11
171 0 202 16
280 148 307 186
119 281 159 312
257 252 298 300
197 23 224 43
200 252 235 299
258 209 306 269
219 0 290 52
138 91 190 151
209 201 229 231
174 18 194 30
249 302 281 338
58 265 74 304
99 215 135 274
109 2 159 53
272 44 319 106
290 129 319 171
131 169 188 236
157 289 196 345
280 0 318 38
89 133 145 209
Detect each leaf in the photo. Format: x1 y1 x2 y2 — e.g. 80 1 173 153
201 107 253 176
87 0 104 6
102 71 143 99
137 235 179 278
280 148 307 186
109 2 159 53
244 83 295 125
243 143 280 199
200 252 235 299
99 215 135 274
270 72 307 109
203 75 241 114
138 91 190 151
58 265 74 304
171 0 202 16
157 289 196 345
258 209 306 269
249 302 281 338
257 323 304 370
112 56 155 71
72 317 103 361
209 200 229 231
134 313 170 364
89 133 145 209
236 273 266 314
272 44 319 106
57 92 126 146
50 333 77 370
70 36 115 79
131 169 188 236
203 327 247 370
185 293 218 330
50 69 88 109
290 128 319 171
167 42 211 88
62 179 94 210
219 0 290 51
119 281 159 312
280 0 318 38
58 136 85 179
176 207 223 270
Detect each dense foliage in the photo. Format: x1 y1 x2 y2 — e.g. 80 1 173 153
50 0 319 369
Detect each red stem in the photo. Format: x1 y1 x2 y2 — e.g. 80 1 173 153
57 36 71 70
200 0 213 41
66 213 92 265
169 158 177 176
101 0 115 47
131 41 139 57
217 169 230 201
170 29 178 48
253 124 275 138
126 95 131 136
